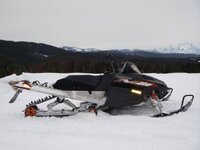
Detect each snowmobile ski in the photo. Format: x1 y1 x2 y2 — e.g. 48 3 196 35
152 95 194 117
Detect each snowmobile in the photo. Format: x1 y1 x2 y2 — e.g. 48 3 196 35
8 61 194 118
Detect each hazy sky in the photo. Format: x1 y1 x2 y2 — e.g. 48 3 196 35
0 0 200 49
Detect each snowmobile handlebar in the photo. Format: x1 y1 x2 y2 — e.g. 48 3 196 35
107 53 116 73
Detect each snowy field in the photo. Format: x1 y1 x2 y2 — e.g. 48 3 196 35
0 73 200 150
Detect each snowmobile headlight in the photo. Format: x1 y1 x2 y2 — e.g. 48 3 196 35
131 89 142 95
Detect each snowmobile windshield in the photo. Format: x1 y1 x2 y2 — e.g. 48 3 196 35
120 62 141 74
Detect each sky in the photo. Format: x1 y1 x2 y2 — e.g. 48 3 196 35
0 0 200 49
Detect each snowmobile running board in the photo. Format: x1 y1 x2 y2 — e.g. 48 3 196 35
152 95 194 118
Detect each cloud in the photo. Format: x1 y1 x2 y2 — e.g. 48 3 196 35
0 0 199 49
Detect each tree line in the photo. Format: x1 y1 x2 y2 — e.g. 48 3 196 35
1 55 199 78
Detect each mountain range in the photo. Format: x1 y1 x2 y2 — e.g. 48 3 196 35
63 42 200 55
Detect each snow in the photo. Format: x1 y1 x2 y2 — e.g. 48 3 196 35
0 73 200 150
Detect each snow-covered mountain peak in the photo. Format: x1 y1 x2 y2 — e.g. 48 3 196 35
158 43 200 55
62 46 99 52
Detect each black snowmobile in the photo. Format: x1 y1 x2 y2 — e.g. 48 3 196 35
8 61 194 118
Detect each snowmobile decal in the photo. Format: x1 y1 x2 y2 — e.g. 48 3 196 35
113 78 156 87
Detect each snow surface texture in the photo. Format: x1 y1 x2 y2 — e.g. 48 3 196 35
0 73 200 150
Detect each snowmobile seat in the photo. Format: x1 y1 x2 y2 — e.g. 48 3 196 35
53 74 113 91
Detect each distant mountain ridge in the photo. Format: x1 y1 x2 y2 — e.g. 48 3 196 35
63 43 200 55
